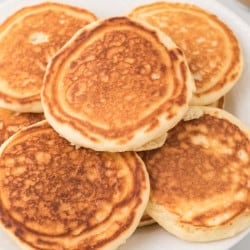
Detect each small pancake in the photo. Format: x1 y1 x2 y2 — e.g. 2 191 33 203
0 108 44 145
42 17 195 152
129 2 243 105
144 107 250 242
0 121 149 249
207 96 225 109
0 2 96 112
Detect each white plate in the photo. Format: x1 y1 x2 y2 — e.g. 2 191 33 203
0 0 249 249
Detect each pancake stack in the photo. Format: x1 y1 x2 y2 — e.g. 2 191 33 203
0 1 249 249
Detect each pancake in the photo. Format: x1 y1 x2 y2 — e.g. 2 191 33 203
129 2 243 105
144 106 250 242
0 121 149 249
207 96 225 109
42 17 195 152
0 2 96 112
0 108 44 145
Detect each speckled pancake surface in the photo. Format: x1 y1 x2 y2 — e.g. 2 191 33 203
42 17 195 152
129 2 243 105
144 107 250 242
0 108 44 144
0 2 96 112
0 121 149 250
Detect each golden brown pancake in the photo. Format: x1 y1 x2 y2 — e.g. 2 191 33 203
129 2 243 105
0 121 149 249
144 107 250 242
0 108 44 145
42 17 195 152
0 2 96 112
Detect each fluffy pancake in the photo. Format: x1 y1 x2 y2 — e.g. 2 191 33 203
0 2 96 112
42 17 195 152
144 106 250 242
129 2 243 105
0 108 43 145
0 121 149 249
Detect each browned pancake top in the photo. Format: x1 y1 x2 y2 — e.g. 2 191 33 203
44 17 191 146
144 114 250 227
0 2 96 105
130 3 241 101
0 108 44 144
0 122 148 249
65 29 169 126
